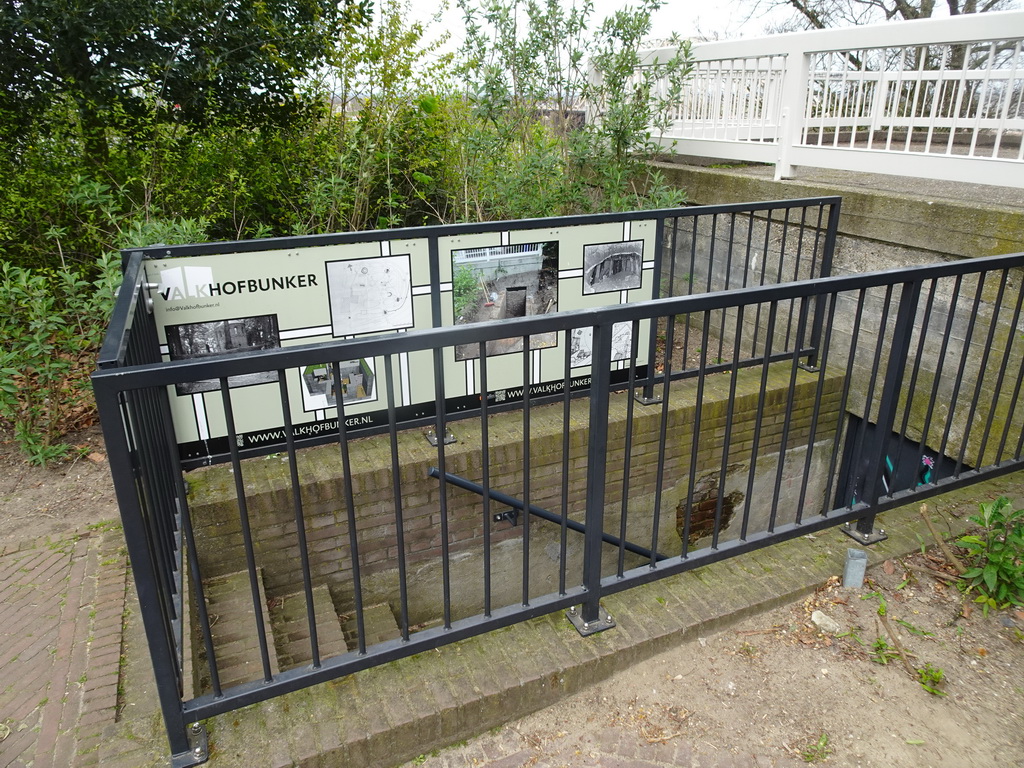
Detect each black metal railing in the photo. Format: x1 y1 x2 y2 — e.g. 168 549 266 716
93 202 1024 767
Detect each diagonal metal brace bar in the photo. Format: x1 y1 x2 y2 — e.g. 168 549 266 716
428 467 669 562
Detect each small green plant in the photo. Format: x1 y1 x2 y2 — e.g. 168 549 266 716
894 619 933 637
869 636 899 665
799 732 833 763
916 663 946 696
958 496 1024 614
837 626 866 646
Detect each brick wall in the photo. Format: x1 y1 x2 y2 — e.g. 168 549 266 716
186 363 845 625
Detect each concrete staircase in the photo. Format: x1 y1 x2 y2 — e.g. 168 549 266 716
199 571 403 689
340 603 403 649
202 569 280 690
269 584 349 670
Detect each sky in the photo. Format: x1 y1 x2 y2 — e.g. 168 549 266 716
401 0 796 57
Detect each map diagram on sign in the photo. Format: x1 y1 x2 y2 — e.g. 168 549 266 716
326 254 414 336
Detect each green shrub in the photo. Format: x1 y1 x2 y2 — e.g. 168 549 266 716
959 496 1024 612
0 253 122 463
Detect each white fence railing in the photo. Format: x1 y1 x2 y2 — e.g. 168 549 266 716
626 12 1024 187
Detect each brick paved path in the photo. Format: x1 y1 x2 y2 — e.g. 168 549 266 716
0 530 127 768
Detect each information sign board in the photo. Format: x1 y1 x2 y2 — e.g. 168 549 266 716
141 218 659 460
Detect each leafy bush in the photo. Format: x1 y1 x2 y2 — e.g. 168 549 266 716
0 253 122 463
0 0 697 464
959 496 1024 612
0 214 218 464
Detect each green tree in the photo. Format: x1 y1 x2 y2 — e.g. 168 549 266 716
0 0 371 163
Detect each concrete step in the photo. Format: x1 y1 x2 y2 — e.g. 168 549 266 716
341 602 401 649
269 584 349 670
201 569 280 690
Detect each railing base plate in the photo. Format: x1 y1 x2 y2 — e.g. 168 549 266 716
566 604 616 636
425 427 457 446
841 522 888 546
171 722 208 767
633 390 663 405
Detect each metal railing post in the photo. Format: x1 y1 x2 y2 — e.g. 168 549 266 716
638 217 667 404
567 323 616 636
94 386 206 766
803 200 840 370
844 279 923 545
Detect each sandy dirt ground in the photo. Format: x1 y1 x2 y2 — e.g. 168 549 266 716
409 535 1024 766
0 426 119 549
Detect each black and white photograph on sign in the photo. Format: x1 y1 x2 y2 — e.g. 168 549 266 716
582 240 644 295
451 241 558 361
166 315 281 395
299 359 376 411
569 322 633 368
326 254 413 337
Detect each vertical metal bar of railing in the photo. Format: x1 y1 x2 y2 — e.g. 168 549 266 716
683 217 699 364
978 274 1024 467
479 343 494 616
915 275 964 478
180 491 219 698
842 285 894 509
807 200 839 370
665 217 679 299
616 321 642 577
521 337 532 606
580 323 613 626
740 302 778 540
796 292 839 523
643 218 668 398
718 212 737 361
278 372 320 666
681 314 711 556
956 271 1009 473
384 354 411 641
855 280 923 538
751 209 773 358
334 362 367 653
95 385 194 762
996 296 1024 463
431 346 453 628
769 301 810 532
936 273 987 476
558 339 571 595
890 279 937 484
713 306 745 549
219 379 274 683
783 207 808 350
649 314 677 561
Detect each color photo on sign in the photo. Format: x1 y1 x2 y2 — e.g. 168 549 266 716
166 314 281 395
451 241 558 361
299 359 377 411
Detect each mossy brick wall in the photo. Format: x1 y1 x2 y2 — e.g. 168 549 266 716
666 216 1024 469
185 363 845 624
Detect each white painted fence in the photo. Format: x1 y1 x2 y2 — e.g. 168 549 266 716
627 12 1024 187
